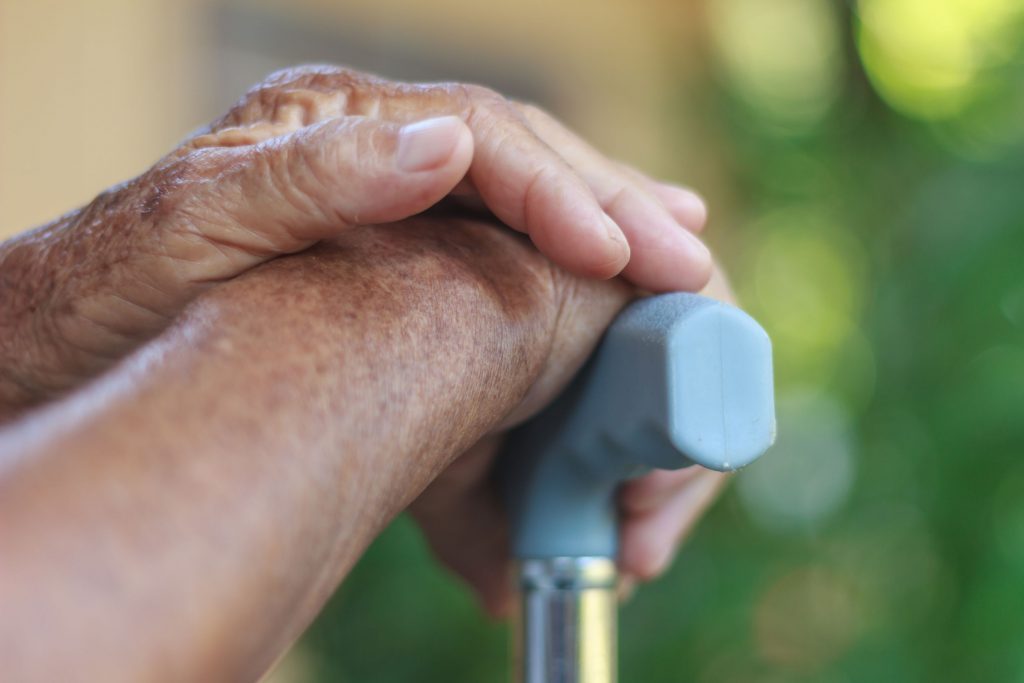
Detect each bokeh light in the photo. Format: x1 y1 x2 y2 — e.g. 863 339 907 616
823 501 953 645
737 390 855 534
743 207 871 392
856 0 1024 120
753 564 861 673
991 464 1024 568
709 0 843 130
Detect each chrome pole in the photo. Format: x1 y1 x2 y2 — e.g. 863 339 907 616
514 557 618 683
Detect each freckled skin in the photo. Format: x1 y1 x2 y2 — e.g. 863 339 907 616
0 65 713 416
0 69 484 412
0 65 723 681
0 215 631 682
0 214 735 681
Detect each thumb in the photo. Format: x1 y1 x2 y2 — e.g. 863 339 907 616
177 115 473 262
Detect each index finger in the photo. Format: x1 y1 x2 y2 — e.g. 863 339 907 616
296 76 635 279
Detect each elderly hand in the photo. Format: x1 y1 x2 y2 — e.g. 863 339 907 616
411 265 737 616
0 213 720 681
0 65 711 413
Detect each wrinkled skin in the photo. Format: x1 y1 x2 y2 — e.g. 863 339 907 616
0 65 711 412
1 216 726 681
0 66 728 673
413 261 734 614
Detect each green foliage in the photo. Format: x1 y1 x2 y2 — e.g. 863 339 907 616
295 4 1024 680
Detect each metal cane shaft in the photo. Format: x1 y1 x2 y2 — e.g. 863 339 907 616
502 294 776 683
516 557 617 683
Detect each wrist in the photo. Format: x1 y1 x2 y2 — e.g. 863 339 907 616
0 214 586 681
195 216 561 472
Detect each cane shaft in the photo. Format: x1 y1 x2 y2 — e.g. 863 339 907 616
515 557 617 683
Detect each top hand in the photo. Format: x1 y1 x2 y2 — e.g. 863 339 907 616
0 65 711 411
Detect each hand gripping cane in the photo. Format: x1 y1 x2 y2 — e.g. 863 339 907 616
501 293 776 683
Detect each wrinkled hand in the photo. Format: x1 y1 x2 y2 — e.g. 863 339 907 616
411 265 736 616
0 63 726 616
0 65 711 411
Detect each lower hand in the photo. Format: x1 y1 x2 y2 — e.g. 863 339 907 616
411 264 737 616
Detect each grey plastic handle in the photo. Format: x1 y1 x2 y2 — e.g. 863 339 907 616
501 293 776 560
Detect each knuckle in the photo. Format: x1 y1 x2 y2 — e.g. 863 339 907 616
354 121 394 166
465 90 529 142
467 98 519 141
462 83 502 102
461 84 512 119
514 101 551 124
603 183 637 215
217 64 358 131
257 64 348 91
301 66 362 95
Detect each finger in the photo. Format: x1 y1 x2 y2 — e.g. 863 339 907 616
210 72 639 282
647 181 709 233
517 104 712 292
465 98 631 280
600 187 712 292
170 115 473 278
700 261 738 304
417 499 514 619
619 467 705 516
611 162 710 234
619 470 728 581
205 65 359 132
352 80 633 277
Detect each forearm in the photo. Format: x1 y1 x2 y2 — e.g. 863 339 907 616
0 216 559 682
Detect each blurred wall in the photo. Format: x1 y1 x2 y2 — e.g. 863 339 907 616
0 0 716 238
0 0 197 233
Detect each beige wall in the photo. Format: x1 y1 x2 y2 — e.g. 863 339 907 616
0 0 198 234
0 0 714 239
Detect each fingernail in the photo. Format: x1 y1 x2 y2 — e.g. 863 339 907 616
396 116 465 172
679 225 712 262
677 189 708 227
602 212 627 244
600 213 631 268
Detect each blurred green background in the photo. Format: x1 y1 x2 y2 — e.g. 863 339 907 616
3 0 1023 680
293 2 1024 681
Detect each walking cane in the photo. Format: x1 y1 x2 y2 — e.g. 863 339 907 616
501 292 776 683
